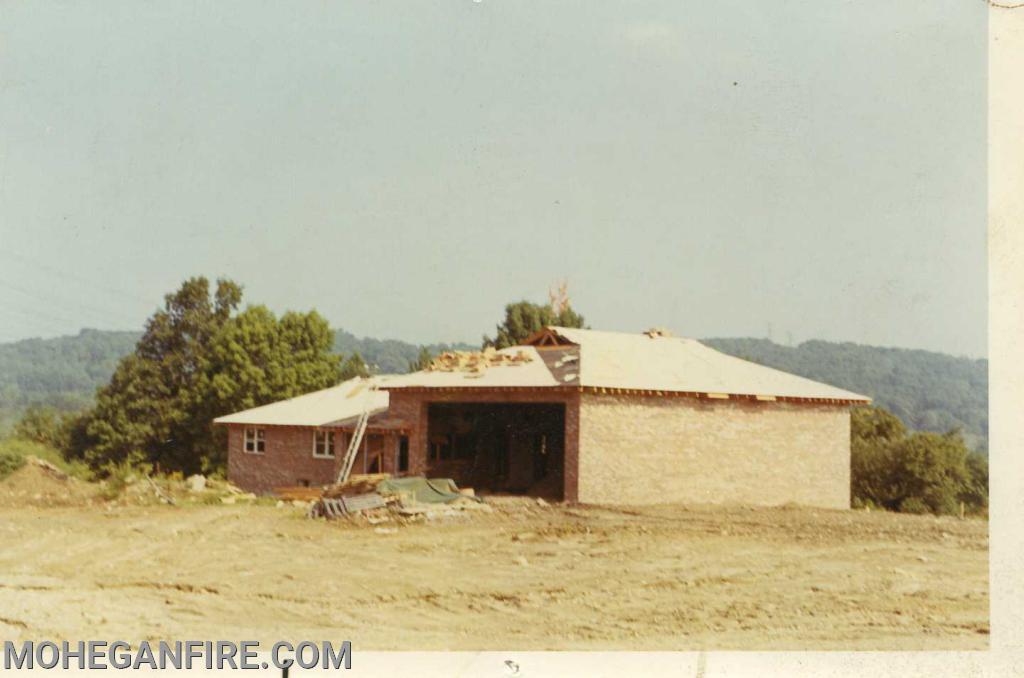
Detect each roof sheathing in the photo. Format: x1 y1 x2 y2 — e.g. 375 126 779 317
380 345 561 390
546 327 870 404
213 377 390 427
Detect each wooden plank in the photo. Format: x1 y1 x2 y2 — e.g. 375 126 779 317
341 493 387 513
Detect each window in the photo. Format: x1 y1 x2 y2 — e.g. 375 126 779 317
244 428 265 454
430 435 450 461
313 430 335 458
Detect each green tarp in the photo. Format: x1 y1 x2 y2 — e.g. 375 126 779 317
376 476 481 504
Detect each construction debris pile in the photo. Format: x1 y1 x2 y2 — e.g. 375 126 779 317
117 473 256 507
0 459 257 509
295 474 489 522
426 347 532 374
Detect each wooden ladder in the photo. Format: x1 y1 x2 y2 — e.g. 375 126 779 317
335 381 378 484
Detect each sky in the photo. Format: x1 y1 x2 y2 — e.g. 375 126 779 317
0 1 987 357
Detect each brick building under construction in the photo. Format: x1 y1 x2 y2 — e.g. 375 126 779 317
215 327 870 507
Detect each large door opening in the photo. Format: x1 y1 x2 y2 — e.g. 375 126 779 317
426 402 565 500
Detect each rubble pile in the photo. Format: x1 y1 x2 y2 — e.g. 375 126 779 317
426 347 532 374
302 473 491 523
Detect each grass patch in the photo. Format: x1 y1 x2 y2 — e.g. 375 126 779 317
0 437 91 481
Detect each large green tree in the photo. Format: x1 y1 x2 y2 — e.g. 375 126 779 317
483 300 586 350
199 305 343 468
68 277 342 474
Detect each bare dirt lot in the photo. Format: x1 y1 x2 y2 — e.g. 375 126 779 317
0 488 988 650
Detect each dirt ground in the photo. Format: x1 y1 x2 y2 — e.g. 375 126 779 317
0 487 988 650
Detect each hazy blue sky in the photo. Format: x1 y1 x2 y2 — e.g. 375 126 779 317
0 1 986 356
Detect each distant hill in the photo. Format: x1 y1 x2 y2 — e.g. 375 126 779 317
332 329 475 374
0 330 987 451
0 329 141 432
703 338 988 452
0 328 474 433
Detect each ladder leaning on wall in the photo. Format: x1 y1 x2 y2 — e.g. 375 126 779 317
335 380 378 484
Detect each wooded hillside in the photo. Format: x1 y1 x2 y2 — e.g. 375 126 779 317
703 338 988 452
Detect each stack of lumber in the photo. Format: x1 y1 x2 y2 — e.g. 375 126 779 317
309 492 387 519
321 473 391 499
273 486 324 501
427 347 532 374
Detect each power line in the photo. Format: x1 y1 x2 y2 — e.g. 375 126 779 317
0 308 71 338
0 250 155 306
0 277 141 329
0 295 89 329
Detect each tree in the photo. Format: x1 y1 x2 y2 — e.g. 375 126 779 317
888 431 971 515
340 352 369 380
70 277 241 472
962 451 989 511
13 405 67 448
850 405 905 506
850 404 983 515
407 347 433 372
67 277 343 475
483 300 586 350
199 306 342 468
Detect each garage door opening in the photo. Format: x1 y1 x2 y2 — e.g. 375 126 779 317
426 402 565 500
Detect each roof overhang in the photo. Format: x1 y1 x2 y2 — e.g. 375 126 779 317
574 384 869 405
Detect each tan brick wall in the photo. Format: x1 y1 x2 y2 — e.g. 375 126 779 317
577 394 850 508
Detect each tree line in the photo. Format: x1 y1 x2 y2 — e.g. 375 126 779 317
704 337 988 453
850 406 987 516
17 278 366 474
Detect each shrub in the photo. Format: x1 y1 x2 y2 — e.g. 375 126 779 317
0 437 90 481
899 497 930 515
13 406 70 449
850 406 905 506
97 456 152 500
0 448 26 480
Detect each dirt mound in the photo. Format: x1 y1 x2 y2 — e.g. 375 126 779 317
0 457 97 507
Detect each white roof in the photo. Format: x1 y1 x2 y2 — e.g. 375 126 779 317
548 327 870 401
381 346 560 389
383 328 869 401
213 377 390 427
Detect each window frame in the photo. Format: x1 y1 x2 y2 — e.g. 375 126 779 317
312 429 336 459
244 428 265 454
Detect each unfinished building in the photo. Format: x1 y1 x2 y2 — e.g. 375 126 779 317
216 327 870 507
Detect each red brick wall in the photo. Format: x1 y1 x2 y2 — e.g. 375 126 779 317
226 424 404 494
384 388 581 501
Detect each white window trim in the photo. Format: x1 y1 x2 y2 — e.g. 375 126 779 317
244 428 265 455
312 430 336 459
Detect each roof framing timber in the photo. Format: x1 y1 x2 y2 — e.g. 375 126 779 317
522 327 578 347
381 384 861 405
